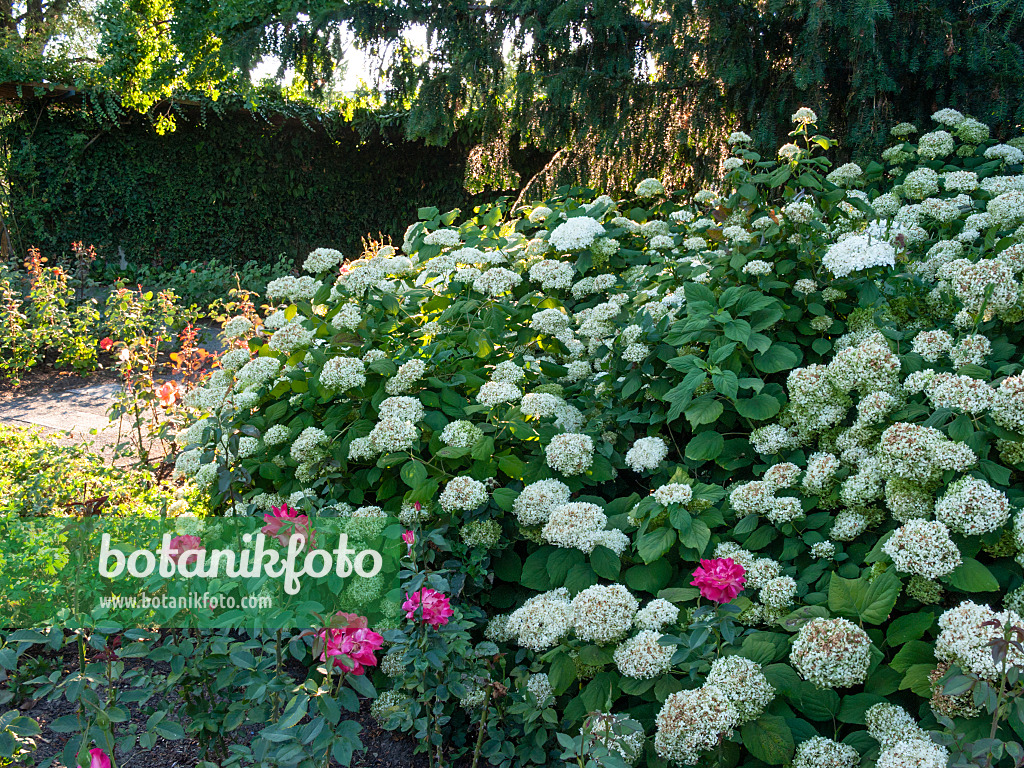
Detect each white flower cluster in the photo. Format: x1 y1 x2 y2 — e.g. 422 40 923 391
385 359 427 395
440 420 483 448
635 178 666 197
790 618 872 688
614 630 674 678
525 672 553 703
883 519 962 578
653 657 773 764
513 479 571 526
791 737 860 768
936 601 1024 680
542 501 628 554
546 432 595 475
529 259 574 291
653 483 693 506
549 217 606 251
320 356 366 391
439 476 489 512
268 322 315 353
507 588 573 651
654 686 737 764
935 476 1011 535
303 247 343 274
822 234 896 278
571 584 639 643
477 380 523 407
633 598 679 631
625 436 668 472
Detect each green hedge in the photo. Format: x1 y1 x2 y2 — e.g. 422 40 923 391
1 103 475 266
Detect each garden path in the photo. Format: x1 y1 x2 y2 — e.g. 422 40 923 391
0 324 227 459
0 380 125 453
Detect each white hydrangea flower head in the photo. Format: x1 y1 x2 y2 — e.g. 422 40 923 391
473 267 522 297
542 502 608 552
706 656 775 723
876 740 949 768
822 235 896 278
477 381 523 407
440 420 482 448
635 178 666 197
936 601 1024 680
866 703 928 749
934 476 1011 536
802 452 840 494
614 630 674 678
654 685 738 764
385 359 427 395
791 736 860 768
529 206 552 224
810 541 836 559
290 426 329 463
931 107 965 127
268 322 315 354
546 432 595 475
378 396 424 423
985 144 1024 165
525 672 553 703
911 329 953 362
791 107 817 124
507 588 573 651
571 584 639 643
303 247 343 274
826 163 863 187
513 479 571 526
423 228 462 247
903 167 940 199
916 130 955 160
759 575 798 609
529 259 575 290
369 417 418 453
531 308 572 335
223 316 253 339
320 356 366 391
742 260 773 276
634 599 680 631
653 483 693 506
883 519 962 578
790 617 872 688
520 392 564 418
439 476 489 512
625 436 668 473
549 217 606 251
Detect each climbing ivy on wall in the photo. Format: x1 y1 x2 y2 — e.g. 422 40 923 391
1 101 475 266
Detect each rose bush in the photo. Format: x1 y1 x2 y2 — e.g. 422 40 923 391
117 107 1024 766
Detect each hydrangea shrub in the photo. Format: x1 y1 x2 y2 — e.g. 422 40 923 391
176 107 1024 767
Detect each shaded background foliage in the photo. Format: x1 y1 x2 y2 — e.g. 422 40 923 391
0 97 482 265
1 0 1023 265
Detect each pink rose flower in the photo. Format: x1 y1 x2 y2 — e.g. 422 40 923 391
402 529 415 554
402 588 454 627
262 504 314 548
691 558 746 604
319 620 383 675
90 748 112 768
166 535 204 567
